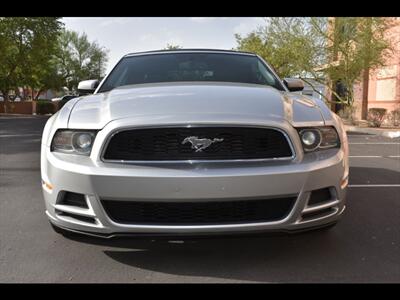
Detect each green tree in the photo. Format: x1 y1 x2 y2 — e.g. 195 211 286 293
235 18 326 78
54 30 109 92
314 17 394 114
28 56 66 100
235 17 394 110
0 17 63 111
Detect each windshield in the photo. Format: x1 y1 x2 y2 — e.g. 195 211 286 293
97 52 285 93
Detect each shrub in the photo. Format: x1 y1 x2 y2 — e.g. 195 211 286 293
337 105 357 125
36 100 55 115
367 108 387 127
387 108 400 127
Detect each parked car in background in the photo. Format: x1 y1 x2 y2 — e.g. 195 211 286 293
8 95 21 101
0 95 24 101
52 95 77 102
52 95 78 110
41 49 349 239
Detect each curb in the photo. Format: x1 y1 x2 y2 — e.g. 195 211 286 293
0 113 51 118
345 125 400 138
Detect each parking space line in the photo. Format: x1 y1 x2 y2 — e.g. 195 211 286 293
349 155 400 158
349 155 381 158
0 134 42 138
349 142 400 145
348 184 400 188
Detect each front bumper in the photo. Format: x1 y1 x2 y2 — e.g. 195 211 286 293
42 144 348 237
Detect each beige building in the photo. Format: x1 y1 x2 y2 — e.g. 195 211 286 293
353 18 400 120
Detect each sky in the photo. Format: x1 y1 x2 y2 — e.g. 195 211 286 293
63 17 265 73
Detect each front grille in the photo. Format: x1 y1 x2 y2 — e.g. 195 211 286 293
103 127 293 161
101 197 296 225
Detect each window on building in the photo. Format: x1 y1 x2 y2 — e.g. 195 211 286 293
375 65 398 101
376 79 396 101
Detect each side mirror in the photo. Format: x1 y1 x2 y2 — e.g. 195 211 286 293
77 79 99 95
283 78 304 92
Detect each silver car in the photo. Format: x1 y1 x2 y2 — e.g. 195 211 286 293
41 49 349 238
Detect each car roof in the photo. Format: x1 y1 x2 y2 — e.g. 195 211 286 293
124 49 257 57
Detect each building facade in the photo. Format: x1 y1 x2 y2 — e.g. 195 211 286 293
352 18 400 119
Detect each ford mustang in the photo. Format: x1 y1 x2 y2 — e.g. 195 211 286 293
41 49 349 238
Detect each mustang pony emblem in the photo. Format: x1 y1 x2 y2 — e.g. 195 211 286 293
182 136 224 152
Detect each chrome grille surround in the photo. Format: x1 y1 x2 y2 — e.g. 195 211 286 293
100 124 297 164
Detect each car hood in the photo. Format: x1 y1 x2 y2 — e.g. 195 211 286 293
67 82 330 129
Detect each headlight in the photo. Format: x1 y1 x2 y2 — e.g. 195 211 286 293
297 127 340 152
51 130 97 155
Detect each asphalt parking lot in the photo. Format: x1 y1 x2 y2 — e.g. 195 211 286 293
0 115 399 283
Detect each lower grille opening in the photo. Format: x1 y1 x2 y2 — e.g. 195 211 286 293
302 207 336 221
101 197 296 225
58 192 88 208
56 210 96 224
308 188 333 206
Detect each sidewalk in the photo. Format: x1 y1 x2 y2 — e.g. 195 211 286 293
345 125 400 138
